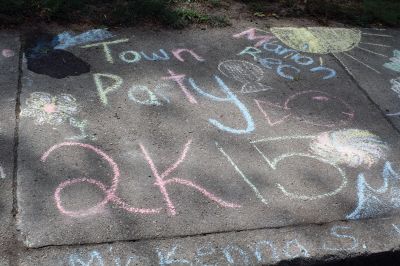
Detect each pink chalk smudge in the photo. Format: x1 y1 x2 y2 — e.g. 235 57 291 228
43 103 57 113
2 49 14 58
42 142 161 217
312 96 329 101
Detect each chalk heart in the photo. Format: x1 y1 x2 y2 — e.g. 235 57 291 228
270 27 361 54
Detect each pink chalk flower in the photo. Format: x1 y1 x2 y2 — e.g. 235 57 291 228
21 92 79 125
2 49 14 58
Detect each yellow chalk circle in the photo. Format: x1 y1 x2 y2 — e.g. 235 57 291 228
270 27 361 54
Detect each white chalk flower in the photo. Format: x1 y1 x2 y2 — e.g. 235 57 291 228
21 92 79 125
310 129 389 168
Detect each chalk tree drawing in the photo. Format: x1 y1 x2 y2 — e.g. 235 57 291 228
42 140 240 217
21 92 95 140
384 50 400 73
310 129 389 168
255 90 354 128
347 161 400 220
269 27 393 74
218 60 273 94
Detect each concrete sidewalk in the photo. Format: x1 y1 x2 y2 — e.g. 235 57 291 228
0 22 400 265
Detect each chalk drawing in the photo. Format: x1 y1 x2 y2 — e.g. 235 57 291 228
140 49 170 61
323 226 358 251
188 75 255 134
128 85 162 106
157 245 191 265
54 29 114 50
310 129 389 168
255 90 354 128
223 245 250 265
283 239 309 259
216 141 268 205
251 135 347 200
387 77 400 116
194 243 216 265
238 45 337 80
41 142 162 217
81 39 129 64
347 161 400 220
68 117 96 141
253 240 278 263
171 48 205 62
0 165 5 179
163 69 198 104
119 50 141 63
69 250 104 266
1 49 14 58
93 73 124 105
21 92 78 125
218 60 273 94
384 50 400 72
393 224 400 235
233 28 275 47
270 27 361 54
140 139 241 216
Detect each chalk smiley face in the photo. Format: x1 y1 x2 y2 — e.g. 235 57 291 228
284 90 354 127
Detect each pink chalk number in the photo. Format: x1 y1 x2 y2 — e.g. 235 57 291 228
41 141 240 217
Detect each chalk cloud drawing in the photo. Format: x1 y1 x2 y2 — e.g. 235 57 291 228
2 49 14 58
54 29 114 50
218 60 273 94
270 27 393 74
310 129 389 168
21 92 95 140
255 90 354 127
384 50 400 73
347 161 400 220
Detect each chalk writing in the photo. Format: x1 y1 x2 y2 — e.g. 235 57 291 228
163 69 198 104
387 77 400 116
41 142 162 217
283 239 310 259
216 141 268 205
93 73 124 105
189 75 255 134
223 245 250 265
323 226 358 251
255 90 354 127
157 245 191 265
82 39 129 64
128 85 162 106
233 28 275 47
69 250 104 266
238 44 336 80
310 129 389 168
392 224 400 235
54 29 114 50
21 92 94 140
347 161 400 220
81 39 205 65
270 27 361 54
384 50 400 72
140 139 241 216
218 60 273 94
1 49 14 58
251 134 348 200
